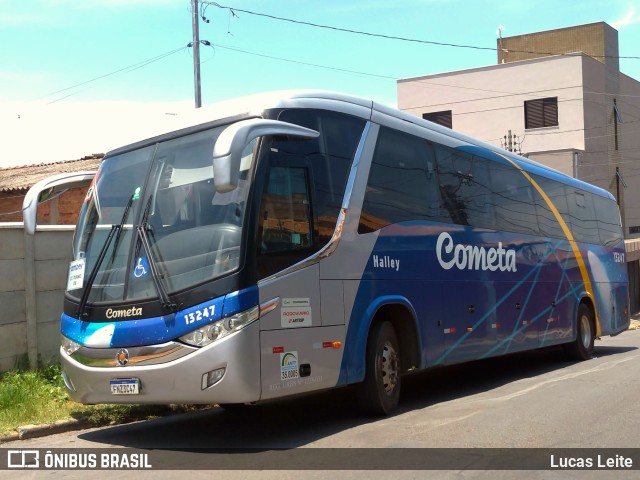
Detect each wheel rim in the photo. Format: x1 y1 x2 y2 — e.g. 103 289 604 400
381 340 399 395
580 314 591 349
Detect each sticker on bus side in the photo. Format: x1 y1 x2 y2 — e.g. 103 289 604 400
67 258 86 291
280 351 299 381
281 298 312 328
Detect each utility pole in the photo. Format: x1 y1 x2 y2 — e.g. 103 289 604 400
191 0 202 108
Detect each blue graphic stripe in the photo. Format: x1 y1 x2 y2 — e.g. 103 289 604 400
483 281 584 358
502 256 544 353
541 247 575 345
434 239 564 364
61 286 258 348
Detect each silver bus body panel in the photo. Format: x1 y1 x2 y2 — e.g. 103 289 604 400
61 320 261 404
259 325 345 400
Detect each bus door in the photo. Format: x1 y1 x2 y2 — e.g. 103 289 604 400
255 163 343 400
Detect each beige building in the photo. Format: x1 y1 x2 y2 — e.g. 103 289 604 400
398 22 640 238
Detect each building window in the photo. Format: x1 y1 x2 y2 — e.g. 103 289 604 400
524 97 558 129
423 110 452 129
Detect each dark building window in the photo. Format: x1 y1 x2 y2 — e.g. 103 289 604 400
423 110 452 129
524 97 558 129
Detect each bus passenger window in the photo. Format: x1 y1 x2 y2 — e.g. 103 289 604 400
359 127 441 233
566 188 600 244
490 162 539 236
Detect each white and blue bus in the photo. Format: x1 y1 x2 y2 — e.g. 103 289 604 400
60 91 629 415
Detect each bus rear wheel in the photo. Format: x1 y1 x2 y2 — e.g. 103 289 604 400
357 321 401 416
564 303 595 360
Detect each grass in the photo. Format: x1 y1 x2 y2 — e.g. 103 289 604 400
0 364 205 438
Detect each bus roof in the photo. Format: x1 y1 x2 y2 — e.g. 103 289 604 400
105 90 614 201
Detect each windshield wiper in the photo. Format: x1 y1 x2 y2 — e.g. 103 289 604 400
76 194 134 320
135 195 176 311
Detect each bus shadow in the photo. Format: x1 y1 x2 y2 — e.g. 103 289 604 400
398 344 637 409
77 343 636 451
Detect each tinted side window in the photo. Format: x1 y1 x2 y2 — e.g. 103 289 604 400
437 147 494 229
567 188 600 245
532 175 571 240
257 166 314 279
359 127 441 233
490 162 539 236
259 167 312 254
593 195 623 246
468 155 495 229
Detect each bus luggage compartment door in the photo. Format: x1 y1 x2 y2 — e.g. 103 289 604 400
259 325 345 400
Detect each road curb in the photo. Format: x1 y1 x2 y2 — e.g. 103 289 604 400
0 419 90 444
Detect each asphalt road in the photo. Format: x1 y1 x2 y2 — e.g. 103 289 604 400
3 328 640 479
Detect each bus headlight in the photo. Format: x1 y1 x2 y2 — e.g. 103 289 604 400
179 305 259 347
61 335 81 356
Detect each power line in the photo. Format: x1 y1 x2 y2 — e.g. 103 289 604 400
37 46 189 104
199 33 640 122
207 41 530 99
208 42 396 79
204 41 640 126
204 2 640 60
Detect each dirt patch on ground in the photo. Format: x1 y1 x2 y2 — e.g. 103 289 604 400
630 319 640 330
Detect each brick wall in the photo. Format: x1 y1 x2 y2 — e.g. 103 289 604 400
0 187 89 225
498 22 619 73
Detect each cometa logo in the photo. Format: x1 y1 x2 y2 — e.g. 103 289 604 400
436 232 517 272
105 307 143 319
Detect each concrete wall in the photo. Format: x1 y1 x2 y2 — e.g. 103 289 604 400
398 55 587 157
617 73 640 235
0 223 74 371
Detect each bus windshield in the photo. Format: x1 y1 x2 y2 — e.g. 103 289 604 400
69 124 256 305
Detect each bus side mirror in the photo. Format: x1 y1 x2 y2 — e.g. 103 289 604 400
212 118 319 193
22 171 97 236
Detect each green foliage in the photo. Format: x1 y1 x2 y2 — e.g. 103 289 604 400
0 364 206 437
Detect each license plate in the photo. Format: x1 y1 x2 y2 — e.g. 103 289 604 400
110 378 140 395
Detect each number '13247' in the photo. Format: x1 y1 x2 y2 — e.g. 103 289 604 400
184 305 216 325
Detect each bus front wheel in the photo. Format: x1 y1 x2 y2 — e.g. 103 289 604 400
357 321 401 415
564 303 595 361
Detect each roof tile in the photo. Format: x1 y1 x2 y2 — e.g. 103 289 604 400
0 155 103 192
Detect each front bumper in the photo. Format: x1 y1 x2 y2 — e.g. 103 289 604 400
60 320 261 404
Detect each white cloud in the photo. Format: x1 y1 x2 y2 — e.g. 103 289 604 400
611 6 640 29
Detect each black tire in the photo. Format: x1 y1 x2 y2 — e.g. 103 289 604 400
357 321 401 415
564 303 595 360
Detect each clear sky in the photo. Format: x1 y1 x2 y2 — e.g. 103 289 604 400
1 0 639 167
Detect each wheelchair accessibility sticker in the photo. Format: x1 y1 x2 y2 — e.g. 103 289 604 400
132 256 150 279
